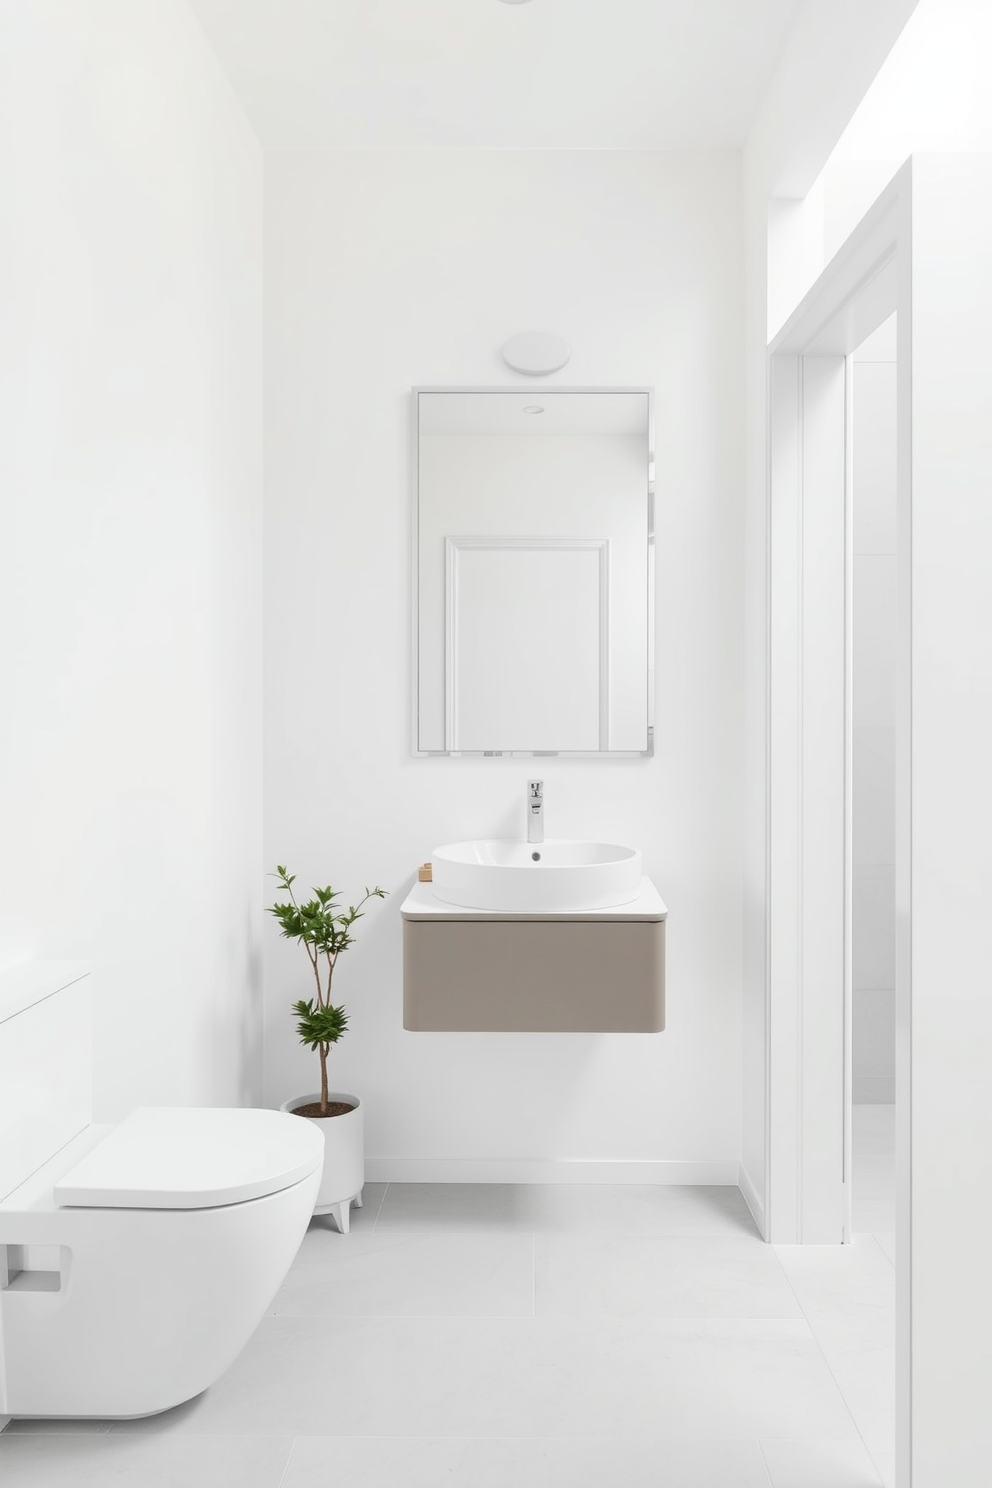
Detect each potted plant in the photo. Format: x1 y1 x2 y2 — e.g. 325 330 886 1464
267 864 386 1233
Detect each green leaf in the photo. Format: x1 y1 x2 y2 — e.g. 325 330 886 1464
292 998 348 1050
267 869 387 1035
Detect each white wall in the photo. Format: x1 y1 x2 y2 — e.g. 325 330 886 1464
264 149 744 1176
0 0 264 1117
768 2 992 326
821 0 992 262
852 317 897 1104
902 152 992 1488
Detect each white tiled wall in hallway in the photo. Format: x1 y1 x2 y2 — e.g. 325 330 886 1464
852 317 897 1104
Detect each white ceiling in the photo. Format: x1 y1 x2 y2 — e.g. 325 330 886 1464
189 0 806 150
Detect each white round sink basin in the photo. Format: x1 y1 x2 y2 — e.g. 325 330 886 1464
431 839 642 913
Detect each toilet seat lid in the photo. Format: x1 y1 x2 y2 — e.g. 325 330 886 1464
53 1107 324 1210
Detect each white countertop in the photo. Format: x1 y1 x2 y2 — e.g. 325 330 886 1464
401 877 667 923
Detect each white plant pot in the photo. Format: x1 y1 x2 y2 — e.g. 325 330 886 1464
279 1091 363 1233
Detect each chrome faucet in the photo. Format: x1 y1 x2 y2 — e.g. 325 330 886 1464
527 779 544 844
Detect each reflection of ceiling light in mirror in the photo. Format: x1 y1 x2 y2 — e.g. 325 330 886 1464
523 406 544 415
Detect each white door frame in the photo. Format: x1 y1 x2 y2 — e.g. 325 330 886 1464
767 163 908 1246
766 161 911 1474
766 152 992 1488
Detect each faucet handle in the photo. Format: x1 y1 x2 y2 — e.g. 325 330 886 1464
528 779 543 803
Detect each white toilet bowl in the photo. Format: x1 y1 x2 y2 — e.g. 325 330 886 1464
0 1107 322 1419
0 967 323 1421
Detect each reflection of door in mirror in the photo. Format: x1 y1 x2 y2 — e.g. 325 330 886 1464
415 390 653 756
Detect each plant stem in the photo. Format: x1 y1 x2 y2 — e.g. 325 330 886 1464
309 941 323 1007
319 1043 329 1116
284 874 325 1007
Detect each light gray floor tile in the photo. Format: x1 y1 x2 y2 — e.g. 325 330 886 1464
773 1236 895 1350
618 1185 760 1236
816 1343 895 1420
0 1433 293 1487
270 1232 534 1317
854 1411 896 1488
535 1233 802 1318
2 1419 113 1434
290 1185 388 1260
111 1315 859 1441
774 1236 895 1432
373 1183 759 1237
369 1183 539 1233
760 1436 882 1486
282 1434 774 1488
5 1181 894 1484
873 1232 895 1268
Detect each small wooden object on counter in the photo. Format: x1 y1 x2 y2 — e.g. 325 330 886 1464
417 862 433 882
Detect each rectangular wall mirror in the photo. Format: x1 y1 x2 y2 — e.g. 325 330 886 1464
413 388 654 757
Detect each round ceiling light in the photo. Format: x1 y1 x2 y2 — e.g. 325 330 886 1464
501 332 571 376
523 405 545 415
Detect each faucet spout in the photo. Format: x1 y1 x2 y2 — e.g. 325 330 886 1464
527 779 544 844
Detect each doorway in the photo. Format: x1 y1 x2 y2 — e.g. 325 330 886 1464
850 313 897 1260
766 153 992 1488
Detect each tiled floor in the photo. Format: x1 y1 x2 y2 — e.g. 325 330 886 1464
845 1103 896 1487
0 1111 896 1488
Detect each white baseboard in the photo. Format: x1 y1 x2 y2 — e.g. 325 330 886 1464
738 1161 767 1239
364 1158 740 1185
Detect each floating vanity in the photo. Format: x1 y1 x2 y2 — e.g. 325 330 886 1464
401 877 666 1033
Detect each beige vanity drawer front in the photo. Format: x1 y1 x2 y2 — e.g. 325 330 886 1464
403 919 665 1033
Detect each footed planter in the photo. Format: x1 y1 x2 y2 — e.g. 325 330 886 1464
279 1091 363 1233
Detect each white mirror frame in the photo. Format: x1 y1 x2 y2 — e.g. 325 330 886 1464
410 386 656 758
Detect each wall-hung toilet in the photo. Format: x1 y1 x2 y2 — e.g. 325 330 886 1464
0 963 322 1420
